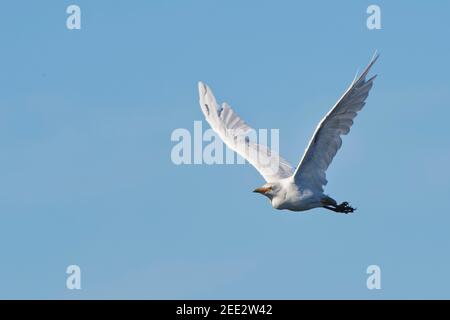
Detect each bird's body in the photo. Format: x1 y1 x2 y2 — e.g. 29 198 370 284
252 177 332 212
198 54 378 214
259 177 316 212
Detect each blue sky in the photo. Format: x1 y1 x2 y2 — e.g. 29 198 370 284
0 1 449 299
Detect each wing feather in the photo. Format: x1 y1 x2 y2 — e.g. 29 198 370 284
198 82 293 182
293 54 379 192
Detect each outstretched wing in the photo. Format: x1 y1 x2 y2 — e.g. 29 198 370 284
198 82 293 182
293 54 379 192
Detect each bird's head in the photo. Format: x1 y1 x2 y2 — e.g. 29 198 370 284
253 182 280 200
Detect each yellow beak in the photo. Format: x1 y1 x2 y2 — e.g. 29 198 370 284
253 187 271 194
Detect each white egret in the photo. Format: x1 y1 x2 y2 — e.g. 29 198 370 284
198 54 378 213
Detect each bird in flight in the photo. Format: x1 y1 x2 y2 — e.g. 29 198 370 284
198 54 378 213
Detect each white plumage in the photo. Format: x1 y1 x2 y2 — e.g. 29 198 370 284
198 54 378 213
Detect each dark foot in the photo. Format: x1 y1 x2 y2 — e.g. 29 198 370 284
324 201 356 214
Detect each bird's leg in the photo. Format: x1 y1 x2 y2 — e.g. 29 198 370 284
335 202 355 214
323 205 339 212
323 202 356 214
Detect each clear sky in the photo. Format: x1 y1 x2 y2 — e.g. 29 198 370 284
0 1 449 299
